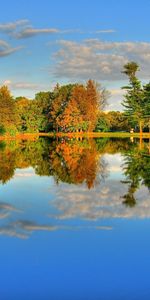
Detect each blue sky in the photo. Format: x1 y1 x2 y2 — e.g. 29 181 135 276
1 0 150 110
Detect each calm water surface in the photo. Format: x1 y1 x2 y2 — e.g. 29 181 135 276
0 137 150 300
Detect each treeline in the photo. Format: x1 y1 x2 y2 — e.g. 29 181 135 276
0 62 150 135
0 80 109 135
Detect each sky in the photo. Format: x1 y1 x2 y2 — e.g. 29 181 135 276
1 0 150 110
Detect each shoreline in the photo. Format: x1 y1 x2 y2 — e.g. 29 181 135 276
0 132 150 140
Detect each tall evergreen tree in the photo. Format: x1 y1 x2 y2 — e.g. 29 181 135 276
142 82 150 130
122 62 145 134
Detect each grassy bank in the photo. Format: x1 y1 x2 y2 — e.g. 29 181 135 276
0 132 150 140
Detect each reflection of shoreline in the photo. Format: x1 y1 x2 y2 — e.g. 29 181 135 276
0 132 150 141
0 137 149 190
0 143 149 240
0 137 149 219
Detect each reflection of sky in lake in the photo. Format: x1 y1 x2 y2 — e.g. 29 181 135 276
0 149 150 299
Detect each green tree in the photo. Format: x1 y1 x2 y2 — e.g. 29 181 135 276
121 142 150 206
107 111 130 131
34 91 54 131
48 84 76 132
95 112 110 132
15 97 30 132
0 125 5 135
122 62 146 135
142 82 150 131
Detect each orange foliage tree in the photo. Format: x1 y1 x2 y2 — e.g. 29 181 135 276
57 99 83 132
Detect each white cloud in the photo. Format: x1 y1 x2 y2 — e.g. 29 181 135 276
3 80 42 91
0 20 116 39
14 220 58 232
94 29 116 34
47 153 150 221
110 89 125 96
0 202 20 213
0 19 29 33
15 27 60 39
53 39 150 81
14 173 34 177
106 89 125 111
0 39 22 57
0 212 10 219
0 227 28 239
51 183 150 221
0 19 61 39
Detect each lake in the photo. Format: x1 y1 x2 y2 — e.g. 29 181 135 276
0 137 150 300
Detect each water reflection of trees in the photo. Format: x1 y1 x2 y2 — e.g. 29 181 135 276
0 138 149 193
49 139 109 188
121 144 150 207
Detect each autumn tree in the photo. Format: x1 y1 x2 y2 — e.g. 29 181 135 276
0 85 16 133
49 139 100 188
0 144 16 184
57 99 83 132
0 80 109 134
48 84 76 132
86 80 98 131
70 80 108 132
70 84 88 131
